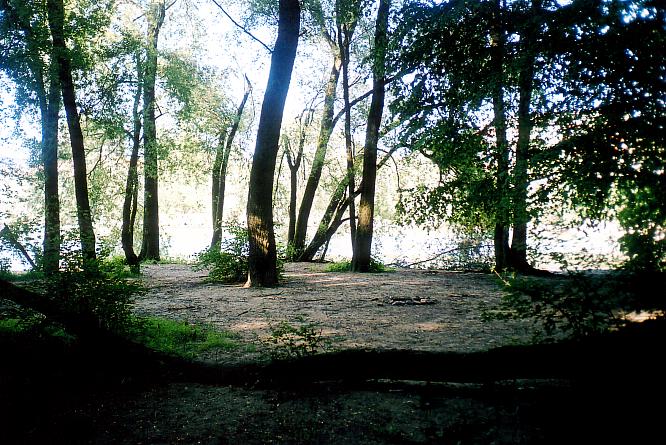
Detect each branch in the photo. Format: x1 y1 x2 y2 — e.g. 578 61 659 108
389 245 494 269
210 0 273 54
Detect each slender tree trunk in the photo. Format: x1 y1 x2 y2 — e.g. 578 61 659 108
139 0 165 261
351 0 390 272
291 52 342 256
491 0 510 272
122 56 142 272
245 0 300 287
510 0 539 271
210 129 227 248
46 0 96 264
299 178 349 261
211 81 251 249
37 63 61 275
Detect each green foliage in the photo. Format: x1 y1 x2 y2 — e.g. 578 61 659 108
36 248 143 334
484 273 629 341
325 258 394 273
196 223 285 283
130 317 240 358
266 319 329 360
195 223 249 283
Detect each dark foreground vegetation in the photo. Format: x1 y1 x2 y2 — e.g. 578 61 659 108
2 265 665 444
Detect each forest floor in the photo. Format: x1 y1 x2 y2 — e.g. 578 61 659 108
2 263 662 444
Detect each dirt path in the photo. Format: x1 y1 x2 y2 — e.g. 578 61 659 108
135 263 532 362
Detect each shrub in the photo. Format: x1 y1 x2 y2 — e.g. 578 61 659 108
484 272 630 341
195 223 249 283
196 223 285 283
266 320 329 360
38 249 143 334
325 258 394 273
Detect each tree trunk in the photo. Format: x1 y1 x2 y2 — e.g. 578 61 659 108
491 0 510 272
299 146 398 262
210 129 228 249
286 109 310 249
351 0 390 272
211 82 250 249
299 178 350 261
291 52 342 256
39 63 61 275
245 0 300 287
46 0 96 264
510 0 539 272
139 0 165 261
122 55 142 272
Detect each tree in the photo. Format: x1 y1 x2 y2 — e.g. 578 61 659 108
211 76 251 249
0 0 61 274
46 0 96 263
139 0 166 261
245 0 301 287
351 0 390 271
291 0 363 258
121 52 143 272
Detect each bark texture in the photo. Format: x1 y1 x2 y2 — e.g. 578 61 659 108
122 55 142 272
46 0 96 263
140 0 165 261
351 0 390 272
246 0 300 287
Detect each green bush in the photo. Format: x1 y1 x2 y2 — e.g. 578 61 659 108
196 223 285 283
484 273 629 341
195 223 249 283
38 249 143 334
325 258 394 273
266 320 329 360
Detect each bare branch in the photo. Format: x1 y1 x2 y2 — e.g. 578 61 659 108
210 0 273 54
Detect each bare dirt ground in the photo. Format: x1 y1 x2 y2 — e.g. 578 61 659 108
134 262 534 363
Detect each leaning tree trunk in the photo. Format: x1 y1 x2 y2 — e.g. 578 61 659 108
139 0 165 261
490 0 510 272
211 82 251 249
46 0 96 264
351 0 390 272
300 146 398 262
510 0 539 272
245 0 300 287
291 50 341 257
121 55 143 272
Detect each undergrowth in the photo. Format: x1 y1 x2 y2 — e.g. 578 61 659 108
325 258 394 273
129 317 241 358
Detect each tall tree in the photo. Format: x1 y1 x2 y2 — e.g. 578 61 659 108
352 0 390 271
0 0 61 274
291 0 362 258
121 53 143 271
139 0 166 261
211 77 251 249
490 0 510 271
245 0 300 287
46 0 96 263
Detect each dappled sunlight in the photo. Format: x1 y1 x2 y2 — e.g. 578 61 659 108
622 311 664 323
